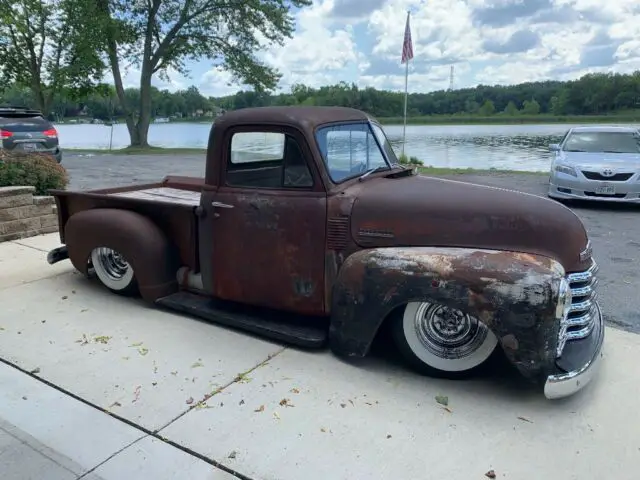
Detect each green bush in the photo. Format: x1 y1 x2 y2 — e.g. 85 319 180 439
398 153 424 166
0 151 68 195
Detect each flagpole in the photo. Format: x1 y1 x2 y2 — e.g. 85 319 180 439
402 47 409 156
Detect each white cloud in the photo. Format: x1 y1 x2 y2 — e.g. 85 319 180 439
104 0 640 96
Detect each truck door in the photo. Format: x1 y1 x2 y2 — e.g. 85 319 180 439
200 126 327 316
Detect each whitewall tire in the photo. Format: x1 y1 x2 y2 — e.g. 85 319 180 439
90 247 138 295
392 301 498 378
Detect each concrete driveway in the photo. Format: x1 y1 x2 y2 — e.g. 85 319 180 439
0 234 639 480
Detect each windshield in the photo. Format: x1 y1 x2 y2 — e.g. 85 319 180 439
315 122 391 183
370 122 400 164
563 131 640 154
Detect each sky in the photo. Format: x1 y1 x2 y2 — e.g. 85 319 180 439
115 0 640 97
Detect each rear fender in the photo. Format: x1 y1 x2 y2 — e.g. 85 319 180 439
64 208 180 302
329 247 565 381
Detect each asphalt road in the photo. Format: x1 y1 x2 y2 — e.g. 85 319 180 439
63 151 640 333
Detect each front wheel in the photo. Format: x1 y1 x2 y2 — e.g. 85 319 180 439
392 301 498 379
90 247 139 296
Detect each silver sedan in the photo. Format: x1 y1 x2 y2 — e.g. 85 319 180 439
547 125 640 203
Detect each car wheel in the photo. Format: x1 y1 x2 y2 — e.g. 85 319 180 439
392 301 498 379
90 247 139 296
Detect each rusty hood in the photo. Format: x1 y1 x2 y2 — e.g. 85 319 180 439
349 174 589 272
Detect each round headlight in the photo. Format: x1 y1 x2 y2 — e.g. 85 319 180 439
555 277 572 322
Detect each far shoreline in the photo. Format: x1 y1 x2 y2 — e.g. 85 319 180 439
56 112 640 128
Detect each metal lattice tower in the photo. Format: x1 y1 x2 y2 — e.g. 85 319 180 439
448 65 454 91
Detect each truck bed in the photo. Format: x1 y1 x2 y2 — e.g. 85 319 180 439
50 176 205 271
109 186 201 206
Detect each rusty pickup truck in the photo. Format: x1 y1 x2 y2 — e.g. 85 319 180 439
46 106 604 399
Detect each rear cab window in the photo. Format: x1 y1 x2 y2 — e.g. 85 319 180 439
226 131 314 189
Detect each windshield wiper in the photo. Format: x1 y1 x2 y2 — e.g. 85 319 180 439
358 165 391 181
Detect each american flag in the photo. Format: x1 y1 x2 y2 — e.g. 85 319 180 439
401 11 413 64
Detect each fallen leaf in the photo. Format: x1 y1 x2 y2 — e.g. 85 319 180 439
109 401 122 409
340 403 346 408
76 334 89 345
22 396 27 400
254 405 265 413
435 395 449 406
191 361 204 368
129 342 144 347
80 309 88 313
61 296 68 300
320 427 326 433
94 335 111 344
132 386 141 403
170 371 178 376
442 406 453 413
41 320 46 324
71 290 76 294
485 470 496 479
349 399 354 406
29 367 40 375
517 416 533 423
386 434 392 439
273 411 280 420
228 451 237 459
152 382 157 387
138 347 149 356
186 397 194 405
290 388 300 394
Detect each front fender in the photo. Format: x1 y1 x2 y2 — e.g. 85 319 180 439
329 247 566 381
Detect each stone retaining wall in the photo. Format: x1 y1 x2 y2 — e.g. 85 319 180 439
0 186 58 243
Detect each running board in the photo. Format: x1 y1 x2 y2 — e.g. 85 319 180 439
155 291 328 348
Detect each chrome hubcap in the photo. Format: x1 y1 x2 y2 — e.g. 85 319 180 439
94 247 130 280
414 303 489 360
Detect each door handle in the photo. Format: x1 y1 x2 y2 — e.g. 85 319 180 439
211 201 234 209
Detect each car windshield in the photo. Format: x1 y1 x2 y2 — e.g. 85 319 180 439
563 131 640 154
315 122 392 183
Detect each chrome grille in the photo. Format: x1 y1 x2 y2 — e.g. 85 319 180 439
556 260 599 357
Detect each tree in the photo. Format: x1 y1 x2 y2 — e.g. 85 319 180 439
0 0 105 115
478 100 495 116
90 0 311 147
521 98 541 115
503 101 519 115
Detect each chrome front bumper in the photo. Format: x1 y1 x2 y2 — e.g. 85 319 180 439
544 302 604 400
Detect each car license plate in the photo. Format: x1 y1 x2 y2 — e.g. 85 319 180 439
595 185 615 195
22 143 37 151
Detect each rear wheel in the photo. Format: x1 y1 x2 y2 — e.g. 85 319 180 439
90 247 138 296
392 301 498 379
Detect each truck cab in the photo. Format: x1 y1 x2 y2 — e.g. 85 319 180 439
47 106 605 400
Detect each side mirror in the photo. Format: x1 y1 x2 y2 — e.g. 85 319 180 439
549 144 560 152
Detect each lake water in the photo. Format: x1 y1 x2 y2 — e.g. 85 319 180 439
56 121 640 172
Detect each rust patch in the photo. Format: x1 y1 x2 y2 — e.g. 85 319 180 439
501 334 519 351
329 246 563 381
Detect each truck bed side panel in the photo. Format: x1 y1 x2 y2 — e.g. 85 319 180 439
51 178 203 271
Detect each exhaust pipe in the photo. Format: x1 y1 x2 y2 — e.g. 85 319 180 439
47 246 69 265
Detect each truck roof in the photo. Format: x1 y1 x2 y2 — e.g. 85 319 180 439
214 106 371 131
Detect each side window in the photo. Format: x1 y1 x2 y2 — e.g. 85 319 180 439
226 131 313 189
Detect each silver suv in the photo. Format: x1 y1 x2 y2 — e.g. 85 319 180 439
0 106 62 163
